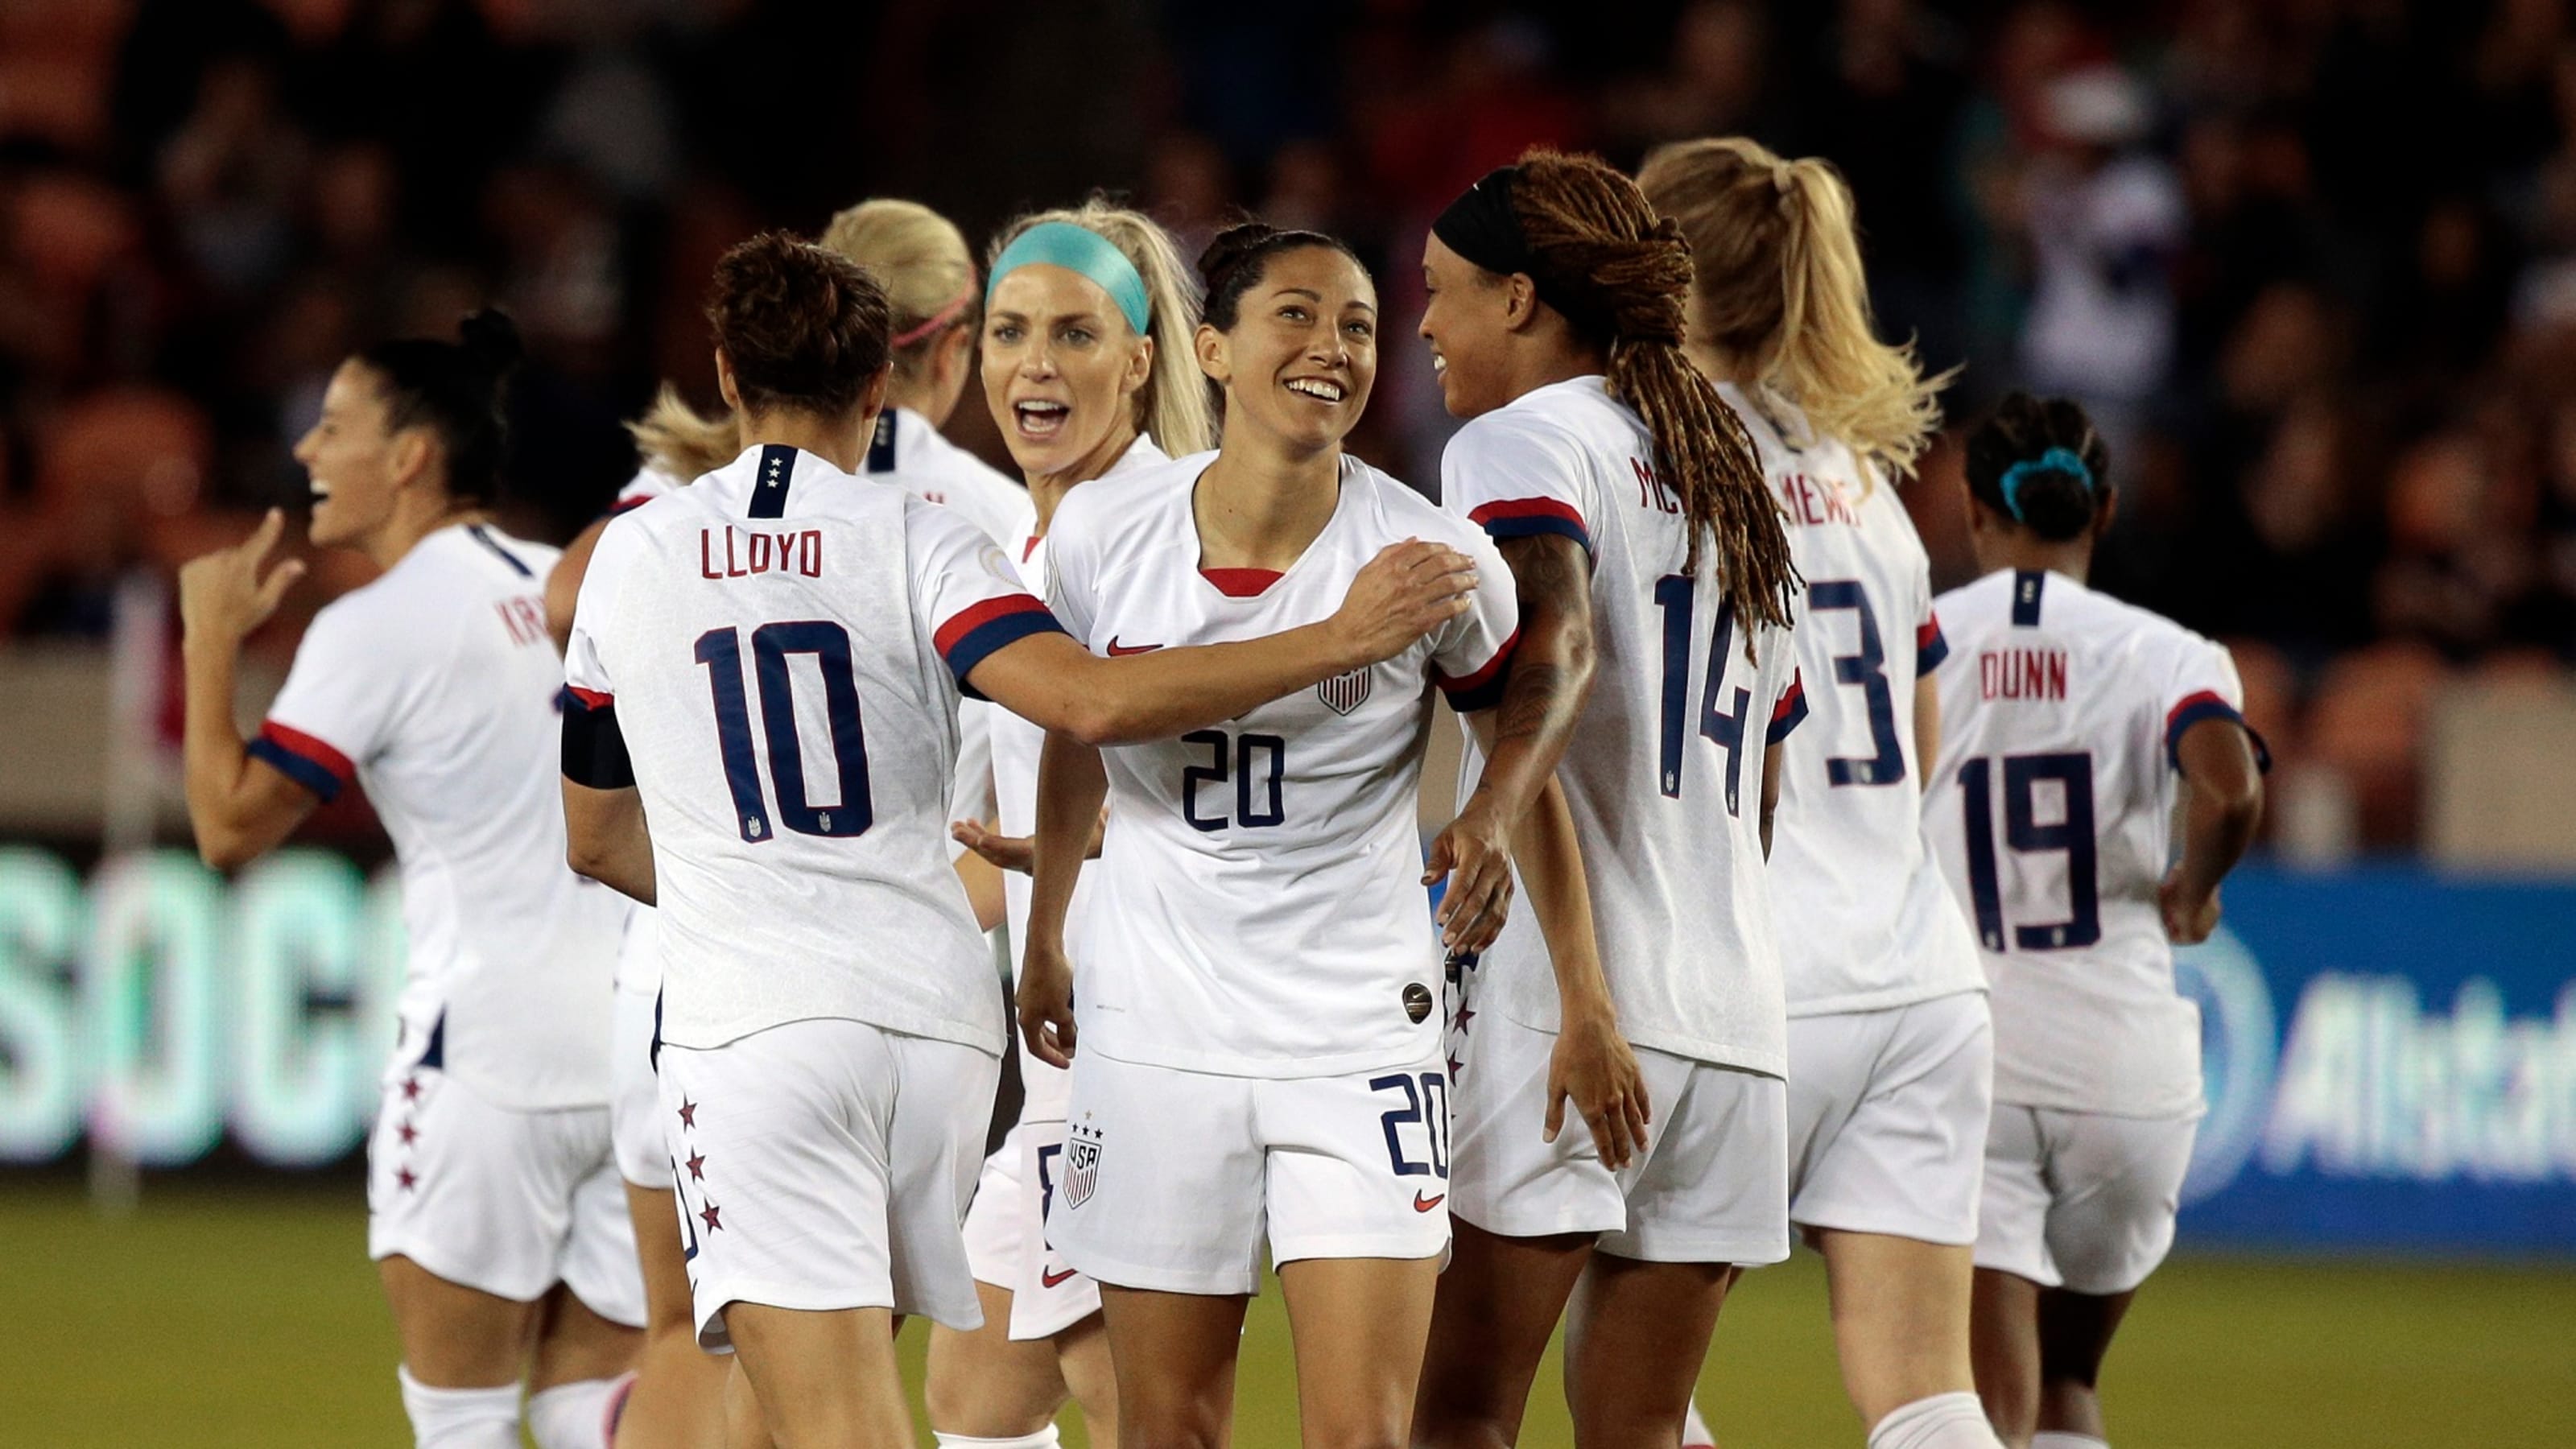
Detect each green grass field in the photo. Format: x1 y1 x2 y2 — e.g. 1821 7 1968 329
10 1182 2572 1447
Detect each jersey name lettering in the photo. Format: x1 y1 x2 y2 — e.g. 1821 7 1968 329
492 594 549 647
699 526 825 580
1630 455 1680 514
1980 647 2067 701
1777 472 1860 528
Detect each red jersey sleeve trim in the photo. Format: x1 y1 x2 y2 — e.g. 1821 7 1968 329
1434 627 1521 712
248 721 354 802
1467 497 1593 555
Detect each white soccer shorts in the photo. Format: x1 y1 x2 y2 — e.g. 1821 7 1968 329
365 1058 644 1326
1785 992 1994 1246
1047 1048 1453 1296
609 987 665 1189
1975 1103 2199 1295
1446 1005 1790 1266
962 1117 1104 1340
657 1017 998 1351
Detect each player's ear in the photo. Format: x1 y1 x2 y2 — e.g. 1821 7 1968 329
713 348 742 412
1503 271 1541 332
1122 332 1154 399
388 425 434 493
1194 323 1229 389
858 363 892 420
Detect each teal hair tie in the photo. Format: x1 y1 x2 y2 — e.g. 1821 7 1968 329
1999 446 2095 522
985 221 1152 336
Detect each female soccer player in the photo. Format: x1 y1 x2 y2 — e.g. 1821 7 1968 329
559 232 1481 1449
1015 221 1608 1449
1639 137 2007 1449
543 196 1027 1449
1924 395 2265 1449
1409 151 1810 1449
180 311 642 1449
927 200 1214 1449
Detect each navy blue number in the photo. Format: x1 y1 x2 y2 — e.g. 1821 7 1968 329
1369 1070 1451 1179
1179 729 1286 830
1959 752 2100 952
1036 1141 1062 1220
671 1156 701 1263
1653 574 1749 815
695 621 875 842
1810 579 1905 787
750 621 873 837
693 630 767 840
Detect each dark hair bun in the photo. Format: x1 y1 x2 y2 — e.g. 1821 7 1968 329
1198 222 1280 293
1963 392 2112 543
457 308 525 378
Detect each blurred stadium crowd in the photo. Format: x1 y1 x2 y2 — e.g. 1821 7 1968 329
1 0 2570 849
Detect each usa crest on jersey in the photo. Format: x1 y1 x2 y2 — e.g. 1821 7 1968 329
1062 1121 1103 1209
1316 667 1373 716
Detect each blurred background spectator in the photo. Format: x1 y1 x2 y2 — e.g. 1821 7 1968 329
4 0 2574 852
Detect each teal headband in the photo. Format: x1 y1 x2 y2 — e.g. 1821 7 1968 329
1999 447 2095 522
985 222 1152 336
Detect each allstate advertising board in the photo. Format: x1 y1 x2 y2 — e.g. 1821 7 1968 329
2177 867 2576 1253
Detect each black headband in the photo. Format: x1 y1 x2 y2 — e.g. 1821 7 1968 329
1432 165 1616 339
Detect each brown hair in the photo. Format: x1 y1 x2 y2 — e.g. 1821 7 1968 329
1636 137 1947 477
704 231 891 419
1509 149 1798 635
818 199 979 384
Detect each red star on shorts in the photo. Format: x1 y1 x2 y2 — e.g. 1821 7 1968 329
400 1076 423 1102
1455 1005 1476 1030
1447 1055 1464 1079
685 1150 705 1181
677 1098 697 1129
700 1202 722 1232
396 1121 418 1146
396 1166 418 1191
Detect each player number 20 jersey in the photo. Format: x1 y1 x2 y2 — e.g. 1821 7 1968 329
1042 451 1520 1079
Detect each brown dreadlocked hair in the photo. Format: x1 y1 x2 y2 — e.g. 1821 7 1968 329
1508 149 1801 637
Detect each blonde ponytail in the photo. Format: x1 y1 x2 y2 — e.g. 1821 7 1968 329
1637 136 1951 478
989 199 1216 456
625 382 738 481
819 198 980 383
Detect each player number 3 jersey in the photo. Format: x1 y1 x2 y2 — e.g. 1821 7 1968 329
563 443 1063 1058
1924 568 2264 1119
1042 451 1521 1078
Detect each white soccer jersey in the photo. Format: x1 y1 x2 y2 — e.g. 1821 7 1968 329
869 407 1036 832
564 443 1063 1055
1445 377 1804 1076
989 434 1168 1117
608 463 679 517
1724 386 1985 1017
254 523 625 1110
1924 568 2262 1118
1043 451 1520 1078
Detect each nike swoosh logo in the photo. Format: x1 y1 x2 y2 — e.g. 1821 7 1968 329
1414 1191 1446 1212
1041 1267 1079 1288
1106 638 1162 656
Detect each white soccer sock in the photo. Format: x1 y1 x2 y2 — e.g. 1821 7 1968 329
526 1376 625 1449
932 1430 1061 1449
1868 1391 2007 1449
2029 1435 2108 1449
396 1366 521 1449
1682 1399 1716 1448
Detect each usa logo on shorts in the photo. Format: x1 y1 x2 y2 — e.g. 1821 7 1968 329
1316 667 1372 716
1063 1124 1103 1210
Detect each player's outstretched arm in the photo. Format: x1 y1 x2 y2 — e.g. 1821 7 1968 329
179 510 320 869
562 780 656 906
2161 718 2265 944
965 540 1479 747
1422 532 1596 952
1019 731 1109 1068
1455 719 1649 1168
